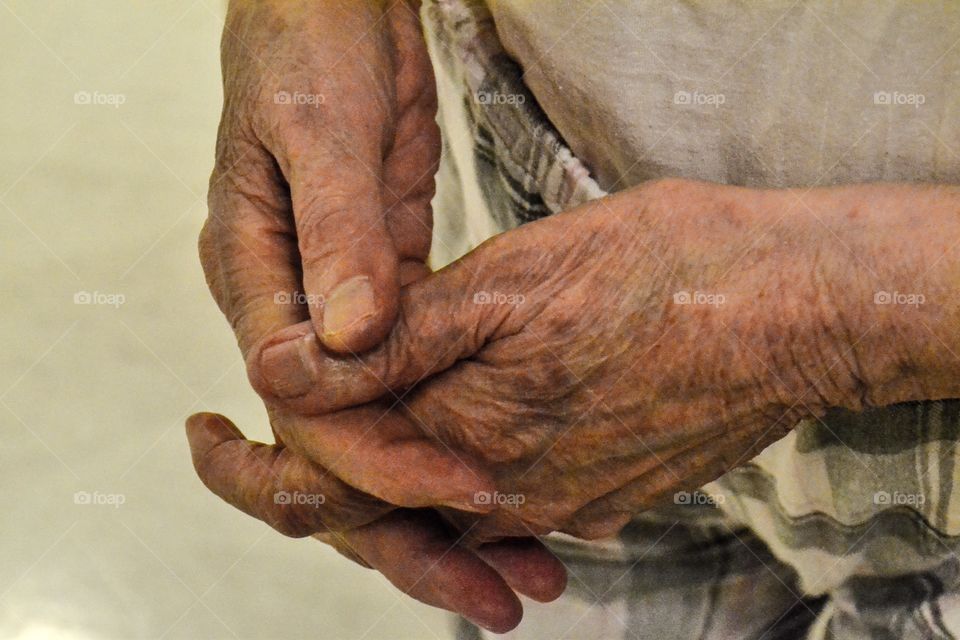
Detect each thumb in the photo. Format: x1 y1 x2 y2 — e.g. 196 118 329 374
286 136 400 355
247 247 521 414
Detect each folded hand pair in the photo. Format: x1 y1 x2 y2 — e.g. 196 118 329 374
189 178 869 631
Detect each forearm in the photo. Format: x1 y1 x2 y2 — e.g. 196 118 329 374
763 182 960 411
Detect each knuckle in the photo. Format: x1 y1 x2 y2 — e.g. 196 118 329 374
211 152 286 219
213 104 258 169
254 85 328 154
272 505 326 538
382 310 421 386
242 338 269 396
228 293 267 336
262 482 320 538
197 217 219 273
318 484 390 532
269 506 315 538
293 192 337 240
293 194 359 266
197 218 228 313
296 188 353 229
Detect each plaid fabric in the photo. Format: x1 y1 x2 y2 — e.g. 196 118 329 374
423 1 960 637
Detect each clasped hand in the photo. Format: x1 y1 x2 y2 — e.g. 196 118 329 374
190 177 871 630
190 2 901 631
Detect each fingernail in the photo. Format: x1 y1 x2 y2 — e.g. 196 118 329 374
322 276 376 340
260 333 321 398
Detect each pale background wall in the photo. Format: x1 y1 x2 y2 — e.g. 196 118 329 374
0 1 452 638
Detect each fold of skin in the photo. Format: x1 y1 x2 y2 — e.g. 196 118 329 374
249 178 960 543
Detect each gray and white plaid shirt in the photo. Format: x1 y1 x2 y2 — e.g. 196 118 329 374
424 1 960 637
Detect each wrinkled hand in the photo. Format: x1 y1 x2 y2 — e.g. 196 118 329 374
187 412 564 633
205 0 438 357
190 0 565 632
250 178 878 541
198 0 456 526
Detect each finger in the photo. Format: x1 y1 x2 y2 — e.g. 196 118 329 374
240 140 434 406
203 137 306 359
273 405 497 514
474 538 568 603
278 116 401 356
246 249 509 414
246 204 584 415
341 511 524 634
204 137 316 439
561 419 780 540
382 93 436 282
185 412 392 535
313 530 371 568
382 3 438 273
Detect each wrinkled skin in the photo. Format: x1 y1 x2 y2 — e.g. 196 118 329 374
239 178 863 542
194 0 566 632
235 178 960 541
206 0 439 355
193 0 960 629
189 409 566 633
